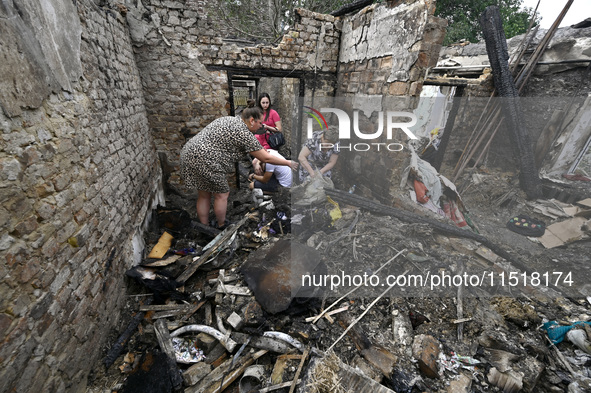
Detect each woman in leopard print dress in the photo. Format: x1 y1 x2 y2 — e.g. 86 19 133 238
181 104 298 229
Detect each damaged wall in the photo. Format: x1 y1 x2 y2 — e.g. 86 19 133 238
125 0 447 199
434 25 591 178
0 0 162 391
335 0 447 202
126 1 341 184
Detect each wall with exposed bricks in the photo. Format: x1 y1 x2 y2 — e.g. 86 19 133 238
128 1 341 185
335 0 447 202
0 1 162 391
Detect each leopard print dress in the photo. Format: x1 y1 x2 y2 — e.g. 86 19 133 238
181 116 262 193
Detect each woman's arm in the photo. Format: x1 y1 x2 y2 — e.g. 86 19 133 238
263 110 282 132
252 158 264 175
251 149 298 171
263 120 282 133
249 171 273 184
274 120 282 132
320 153 339 175
297 146 316 178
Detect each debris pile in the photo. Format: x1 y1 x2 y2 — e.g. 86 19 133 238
88 170 591 393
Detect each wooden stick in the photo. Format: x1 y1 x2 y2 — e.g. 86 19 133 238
452 318 473 324
289 348 309 393
181 300 207 323
104 297 152 369
545 336 577 379
456 260 464 342
215 285 252 296
139 304 195 311
311 250 405 324
327 282 397 353
305 305 349 322
352 226 359 260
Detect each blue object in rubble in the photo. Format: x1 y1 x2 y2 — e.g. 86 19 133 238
544 321 591 344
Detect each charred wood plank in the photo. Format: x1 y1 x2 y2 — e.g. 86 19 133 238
331 0 374 16
177 216 249 284
190 220 221 237
139 304 195 312
153 319 184 391
325 188 515 264
104 297 152 369
479 6 542 199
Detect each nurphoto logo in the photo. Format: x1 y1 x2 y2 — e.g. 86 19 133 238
304 106 419 152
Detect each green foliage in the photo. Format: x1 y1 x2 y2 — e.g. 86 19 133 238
435 0 539 46
211 0 350 44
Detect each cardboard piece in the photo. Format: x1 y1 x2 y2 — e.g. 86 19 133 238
539 217 589 249
148 232 174 259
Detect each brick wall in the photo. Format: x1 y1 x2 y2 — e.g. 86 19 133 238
129 2 341 185
0 1 162 391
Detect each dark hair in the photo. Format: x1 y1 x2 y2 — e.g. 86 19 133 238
257 92 272 121
242 99 263 121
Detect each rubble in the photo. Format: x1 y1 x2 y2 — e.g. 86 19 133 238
88 166 591 393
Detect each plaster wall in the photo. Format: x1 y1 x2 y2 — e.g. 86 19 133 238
335 0 447 202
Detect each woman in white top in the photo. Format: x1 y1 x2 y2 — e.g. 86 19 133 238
248 149 292 192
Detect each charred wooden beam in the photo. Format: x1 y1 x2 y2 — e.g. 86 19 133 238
177 216 249 284
324 188 515 264
190 220 221 237
331 0 375 16
104 297 152 369
479 6 542 199
153 319 184 391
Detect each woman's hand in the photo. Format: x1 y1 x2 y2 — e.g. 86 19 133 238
253 161 263 175
289 160 299 171
263 124 279 133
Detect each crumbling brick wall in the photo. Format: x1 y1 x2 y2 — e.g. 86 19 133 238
0 1 161 391
127 0 446 198
128 2 341 185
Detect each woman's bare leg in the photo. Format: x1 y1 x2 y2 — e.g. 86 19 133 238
212 192 230 227
196 190 212 225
